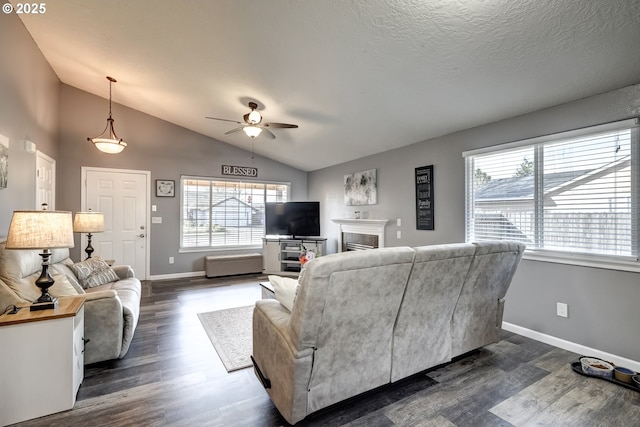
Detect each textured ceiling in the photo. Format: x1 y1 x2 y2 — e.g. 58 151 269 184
18 0 640 171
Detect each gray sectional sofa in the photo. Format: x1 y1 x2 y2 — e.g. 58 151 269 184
0 241 141 365
252 241 525 424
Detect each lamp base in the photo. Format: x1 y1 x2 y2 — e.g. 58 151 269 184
84 232 95 259
30 297 58 311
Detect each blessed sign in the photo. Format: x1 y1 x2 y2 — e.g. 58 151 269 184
221 165 258 177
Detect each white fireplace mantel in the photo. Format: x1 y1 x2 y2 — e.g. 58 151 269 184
332 219 388 252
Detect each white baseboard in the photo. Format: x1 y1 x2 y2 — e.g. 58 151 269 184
148 270 205 281
502 322 640 373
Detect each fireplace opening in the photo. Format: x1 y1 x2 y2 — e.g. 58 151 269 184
342 232 378 251
333 218 388 253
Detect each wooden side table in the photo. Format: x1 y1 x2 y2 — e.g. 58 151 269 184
0 296 85 425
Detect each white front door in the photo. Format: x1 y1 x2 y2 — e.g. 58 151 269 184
36 151 55 210
82 167 149 279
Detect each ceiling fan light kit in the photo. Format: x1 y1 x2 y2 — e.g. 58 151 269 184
243 126 262 138
88 76 128 154
206 101 298 140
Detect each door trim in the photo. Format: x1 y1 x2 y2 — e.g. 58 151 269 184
36 150 56 210
80 166 151 279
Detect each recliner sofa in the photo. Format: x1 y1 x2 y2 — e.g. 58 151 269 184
252 241 525 424
0 241 141 365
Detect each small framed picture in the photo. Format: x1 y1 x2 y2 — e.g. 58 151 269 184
156 180 175 197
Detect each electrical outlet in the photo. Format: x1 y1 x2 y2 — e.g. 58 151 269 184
397 230 401 239
557 302 568 318
169 256 174 264
397 218 401 227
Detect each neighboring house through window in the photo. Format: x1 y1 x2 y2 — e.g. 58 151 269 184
181 176 290 250
464 118 639 270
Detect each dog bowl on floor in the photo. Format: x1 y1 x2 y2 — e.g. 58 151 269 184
580 357 614 379
614 366 636 383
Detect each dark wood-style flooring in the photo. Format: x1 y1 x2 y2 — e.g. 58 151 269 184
11 275 640 426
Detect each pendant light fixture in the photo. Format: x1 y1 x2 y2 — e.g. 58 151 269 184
87 76 128 154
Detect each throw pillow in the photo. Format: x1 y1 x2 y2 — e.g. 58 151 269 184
70 257 119 289
268 275 299 312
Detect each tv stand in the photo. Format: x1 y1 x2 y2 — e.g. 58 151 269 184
262 237 327 276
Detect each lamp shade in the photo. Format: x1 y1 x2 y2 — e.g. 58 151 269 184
6 210 75 249
243 126 262 138
73 211 105 233
92 137 127 154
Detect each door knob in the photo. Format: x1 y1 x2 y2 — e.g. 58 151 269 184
137 234 145 238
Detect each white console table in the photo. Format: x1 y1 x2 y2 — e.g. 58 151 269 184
263 237 327 276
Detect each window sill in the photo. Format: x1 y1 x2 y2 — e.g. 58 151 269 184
523 250 640 273
179 245 262 254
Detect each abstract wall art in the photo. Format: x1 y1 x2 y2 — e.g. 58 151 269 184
344 168 377 206
0 134 8 189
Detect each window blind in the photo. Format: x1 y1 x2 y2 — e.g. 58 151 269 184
181 177 289 250
465 119 639 260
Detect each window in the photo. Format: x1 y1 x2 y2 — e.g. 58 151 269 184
181 176 289 250
464 118 639 266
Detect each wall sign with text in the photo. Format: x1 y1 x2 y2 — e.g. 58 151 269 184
221 165 258 177
415 165 434 230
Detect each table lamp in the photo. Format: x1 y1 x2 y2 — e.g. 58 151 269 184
6 209 74 311
73 209 105 259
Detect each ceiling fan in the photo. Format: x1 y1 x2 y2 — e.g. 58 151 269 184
206 102 298 139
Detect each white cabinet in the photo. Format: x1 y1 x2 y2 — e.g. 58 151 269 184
0 296 85 426
263 238 327 276
263 239 282 273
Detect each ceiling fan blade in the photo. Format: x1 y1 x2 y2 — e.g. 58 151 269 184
264 122 298 129
205 116 243 124
224 126 245 135
261 128 276 139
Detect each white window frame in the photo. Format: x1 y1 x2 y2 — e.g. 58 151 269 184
179 175 291 252
463 118 640 272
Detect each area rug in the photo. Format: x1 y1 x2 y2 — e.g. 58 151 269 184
197 305 254 372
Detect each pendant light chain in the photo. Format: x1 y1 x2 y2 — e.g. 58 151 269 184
108 78 113 119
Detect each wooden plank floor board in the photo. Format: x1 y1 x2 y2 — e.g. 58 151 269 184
490 360 640 426
10 274 639 426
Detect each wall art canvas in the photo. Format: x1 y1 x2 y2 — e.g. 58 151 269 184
344 169 377 206
156 179 175 197
0 134 8 189
415 165 434 230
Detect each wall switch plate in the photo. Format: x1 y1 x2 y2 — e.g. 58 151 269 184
152 216 162 224
557 302 568 318
152 205 157 212
169 257 174 264
397 218 401 227
397 230 401 239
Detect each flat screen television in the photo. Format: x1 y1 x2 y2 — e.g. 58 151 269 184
265 201 320 238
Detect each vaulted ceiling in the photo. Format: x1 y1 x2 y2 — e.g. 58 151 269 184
18 0 640 171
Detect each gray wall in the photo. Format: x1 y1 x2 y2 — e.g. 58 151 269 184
0 13 60 235
1 12 308 277
309 83 640 362
58 85 308 276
